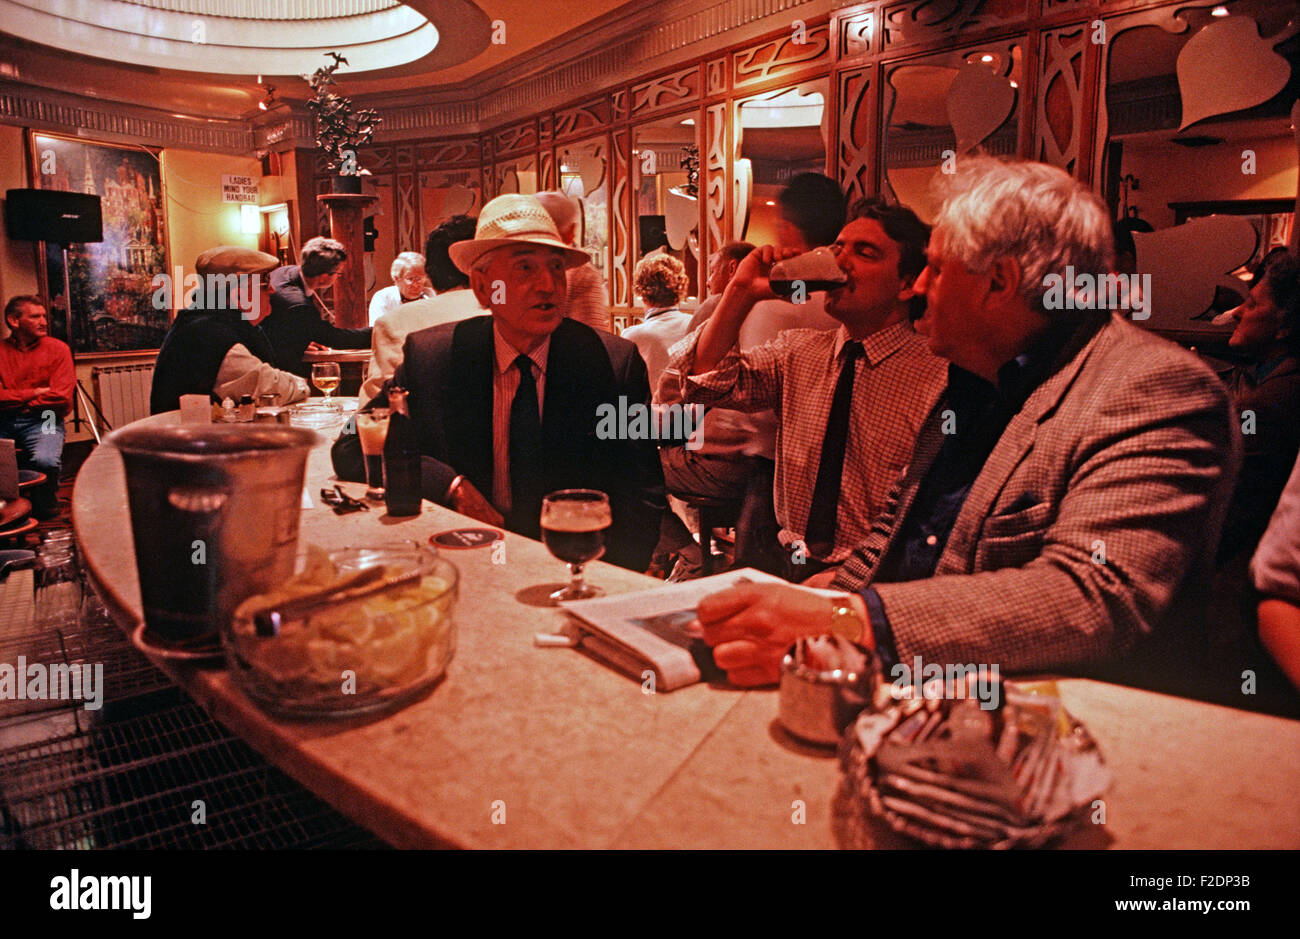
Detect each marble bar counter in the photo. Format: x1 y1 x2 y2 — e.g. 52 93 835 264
72 411 1300 849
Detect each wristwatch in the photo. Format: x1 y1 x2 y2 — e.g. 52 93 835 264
827 596 866 645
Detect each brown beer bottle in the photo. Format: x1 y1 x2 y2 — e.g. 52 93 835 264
383 387 422 517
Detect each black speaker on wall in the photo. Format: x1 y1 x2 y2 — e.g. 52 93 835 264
4 188 103 245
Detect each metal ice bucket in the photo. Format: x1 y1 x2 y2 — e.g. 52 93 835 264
108 424 318 649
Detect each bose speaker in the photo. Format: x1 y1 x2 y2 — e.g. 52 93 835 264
4 188 103 245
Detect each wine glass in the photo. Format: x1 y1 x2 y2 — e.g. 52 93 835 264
355 408 391 501
541 489 611 603
311 362 341 407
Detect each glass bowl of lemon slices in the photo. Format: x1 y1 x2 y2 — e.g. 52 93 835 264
223 543 457 719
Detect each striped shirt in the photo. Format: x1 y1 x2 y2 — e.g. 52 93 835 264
491 326 550 514
669 320 946 563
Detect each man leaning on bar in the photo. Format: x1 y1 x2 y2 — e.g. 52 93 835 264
151 246 310 414
332 194 666 572
694 157 1241 698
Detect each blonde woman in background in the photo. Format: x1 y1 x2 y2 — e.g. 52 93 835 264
622 252 693 385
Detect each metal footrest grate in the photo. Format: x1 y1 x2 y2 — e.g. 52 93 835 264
0 691 389 850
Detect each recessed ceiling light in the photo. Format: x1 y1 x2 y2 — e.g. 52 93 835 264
764 200 775 206
980 54 994 63
680 119 695 126
4 0 439 75
1211 6 1230 16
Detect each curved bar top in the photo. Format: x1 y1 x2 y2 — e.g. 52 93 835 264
73 413 1300 848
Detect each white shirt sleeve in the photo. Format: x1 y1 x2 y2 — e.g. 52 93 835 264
1252 453 1300 605
368 287 399 326
214 343 310 404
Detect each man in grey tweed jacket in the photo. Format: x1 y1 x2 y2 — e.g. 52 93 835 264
695 157 1241 694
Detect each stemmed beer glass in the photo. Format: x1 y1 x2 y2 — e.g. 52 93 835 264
541 489 611 603
311 362 341 407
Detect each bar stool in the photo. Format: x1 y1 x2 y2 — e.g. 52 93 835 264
681 495 741 576
0 497 35 545
16 469 45 494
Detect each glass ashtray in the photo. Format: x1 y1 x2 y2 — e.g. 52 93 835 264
288 399 356 428
223 543 458 719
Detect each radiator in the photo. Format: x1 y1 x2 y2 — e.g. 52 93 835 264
91 363 155 431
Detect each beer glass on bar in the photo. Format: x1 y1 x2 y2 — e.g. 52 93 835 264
356 408 391 501
311 362 341 407
541 489 611 602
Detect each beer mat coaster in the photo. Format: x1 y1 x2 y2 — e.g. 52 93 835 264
431 528 504 549
131 623 225 663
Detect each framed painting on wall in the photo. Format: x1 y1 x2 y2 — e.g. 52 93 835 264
29 131 170 355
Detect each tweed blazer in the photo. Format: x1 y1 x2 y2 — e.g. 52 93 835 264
831 311 1242 683
333 315 666 572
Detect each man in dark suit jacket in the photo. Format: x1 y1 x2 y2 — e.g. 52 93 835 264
262 237 371 378
333 194 665 572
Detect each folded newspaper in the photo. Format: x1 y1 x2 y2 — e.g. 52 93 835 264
559 568 828 690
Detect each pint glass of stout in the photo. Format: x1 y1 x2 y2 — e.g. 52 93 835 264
767 246 847 298
541 489 611 603
768 277 848 297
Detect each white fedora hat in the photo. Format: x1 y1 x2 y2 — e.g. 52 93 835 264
448 194 591 274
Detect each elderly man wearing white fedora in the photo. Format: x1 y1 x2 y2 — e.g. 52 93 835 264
332 194 666 572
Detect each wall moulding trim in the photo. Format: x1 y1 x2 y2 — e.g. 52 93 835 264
363 0 843 137
0 80 253 154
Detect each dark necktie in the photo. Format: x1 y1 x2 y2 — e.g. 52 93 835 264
805 341 864 557
509 354 544 533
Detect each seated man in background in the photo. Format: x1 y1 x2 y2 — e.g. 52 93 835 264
333 194 666 572
367 251 434 326
360 216 484 405
695 157 1240 697
688 241 755 331
261 236 372 377
0 295 73 518
670 197 946 579
151 246 309 414
1214 250 1300 563
535 191 609 333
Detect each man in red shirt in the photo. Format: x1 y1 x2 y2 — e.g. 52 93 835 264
0 295 75 518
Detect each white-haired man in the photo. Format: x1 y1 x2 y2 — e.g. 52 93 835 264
368 251 434 325
695 157 1240 697
332 194 666 571
535 191 610 332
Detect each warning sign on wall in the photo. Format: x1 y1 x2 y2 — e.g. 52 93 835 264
221 175 258 204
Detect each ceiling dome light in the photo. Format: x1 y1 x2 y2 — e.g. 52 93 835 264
0 0 439 75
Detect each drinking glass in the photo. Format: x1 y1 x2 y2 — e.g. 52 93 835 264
356 408 391 501
540 489 611 603
311 362 341 406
